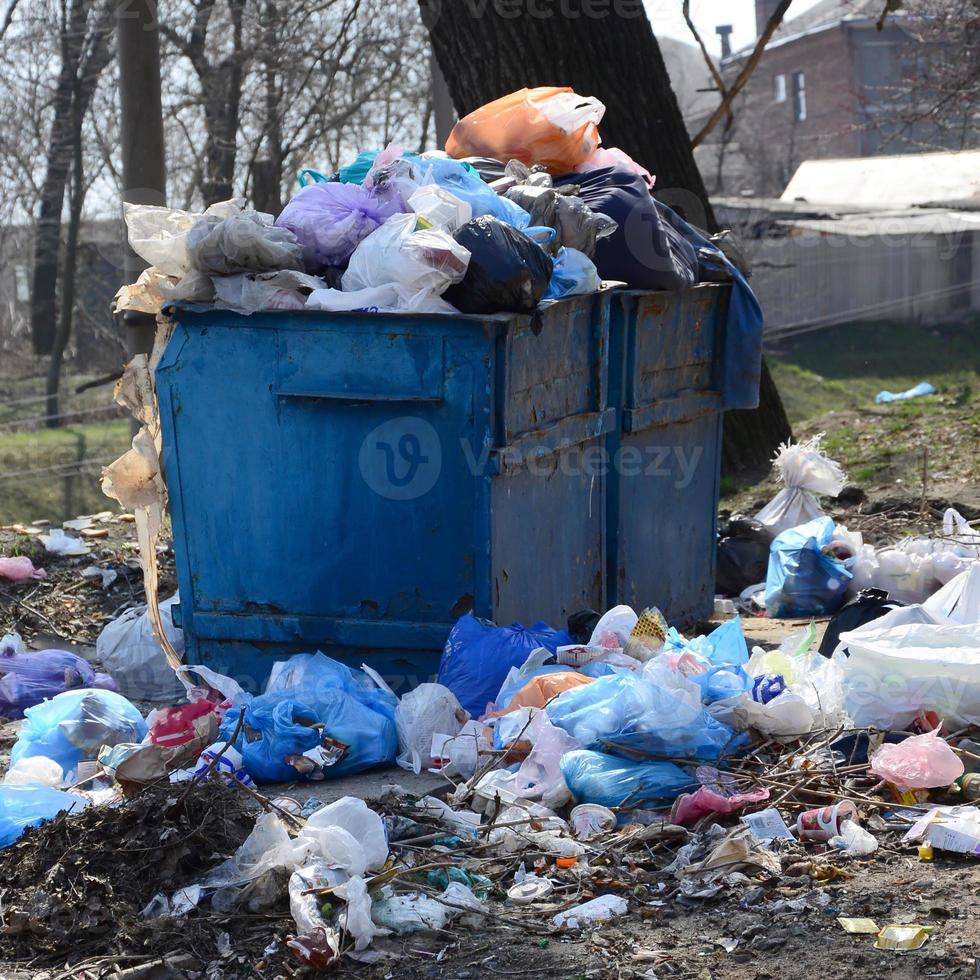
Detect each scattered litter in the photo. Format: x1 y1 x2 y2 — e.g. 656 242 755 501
875 924 931 951
837 917 880 934
876 382 937 403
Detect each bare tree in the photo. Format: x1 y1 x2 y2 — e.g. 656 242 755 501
29 0 114 358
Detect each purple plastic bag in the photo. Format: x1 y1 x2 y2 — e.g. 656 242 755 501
275 183 394 269
0 649 117 719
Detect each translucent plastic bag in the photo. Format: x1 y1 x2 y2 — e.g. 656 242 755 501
0 785 89 848
513 717 581 808
212 269 326 314
573 146 655 188
755 437 846 536
275 182 392 269
543 247 601 300
0 648 116 719
589 605 638 649
765 516 852 617
436 614 571 718
10 689 147 779
408 184 472 233
422 158 530 228
395 683 466 774
446 87 604 173
560 749 695 808
96 593 184 702
124 198 242 277
870 728 964 789
342 213 470 297
187 210 304 275
842 617 980 729
301 796 388 874
265 652 397 723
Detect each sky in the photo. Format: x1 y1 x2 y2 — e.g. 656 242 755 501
644 0 826 57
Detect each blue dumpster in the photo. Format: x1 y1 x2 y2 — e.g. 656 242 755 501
606 284 732 623
155 294 613 693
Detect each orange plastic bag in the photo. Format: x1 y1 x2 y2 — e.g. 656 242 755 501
446 87 605 174
486 670 595 718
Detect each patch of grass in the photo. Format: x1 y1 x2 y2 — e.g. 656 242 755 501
0 420 130 525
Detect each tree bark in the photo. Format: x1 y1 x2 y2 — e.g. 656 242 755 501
421 0 714 228
421 0 791 472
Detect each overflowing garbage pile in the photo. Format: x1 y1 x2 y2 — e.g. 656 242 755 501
717 436 980 618
114 86 749 319
0 543 978 971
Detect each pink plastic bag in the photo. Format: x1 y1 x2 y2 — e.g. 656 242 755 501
573 147 655 190
870 728 965 789
671 783 770 825
0 557 46 582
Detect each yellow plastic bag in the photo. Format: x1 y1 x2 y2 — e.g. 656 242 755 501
446 87 604 173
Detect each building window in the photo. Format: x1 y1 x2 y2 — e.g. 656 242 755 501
773 74 787 103
792 71 807 121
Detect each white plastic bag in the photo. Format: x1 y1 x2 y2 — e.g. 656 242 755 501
306 283 459 315
334 875 388 950
588 604 638 649
395 683 466 774
850 509 980 604
513 715 581 809
96 594 185 702
842 618 980 729
409 185 472 233
124 198 243 277
755 436 846 535
212 269 326 314
300 797 388 875
40 528 90 556
924 564 980 624
342 212 470 297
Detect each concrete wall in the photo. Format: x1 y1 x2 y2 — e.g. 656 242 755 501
741 228 980 338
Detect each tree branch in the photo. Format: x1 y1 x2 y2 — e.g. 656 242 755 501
681 0 731 130
691 0 794 148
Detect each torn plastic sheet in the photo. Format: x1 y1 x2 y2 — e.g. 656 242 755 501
101 318 181 672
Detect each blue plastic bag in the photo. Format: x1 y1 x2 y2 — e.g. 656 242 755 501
0 785 89 848
0 648 117 719
437 615 571 718
765 516 852 617
223 653 399 783
338 149 381 184
423 159 530 228
265 652 397 723
10 689 147 779
560 749 695 808
543 246 601 300
548 670 742 761
222 696 321 784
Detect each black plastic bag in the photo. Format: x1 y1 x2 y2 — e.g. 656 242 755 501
567 609 601 645
552 167 698 290
715 516 774 597
818 589 906 657
444 216 553 314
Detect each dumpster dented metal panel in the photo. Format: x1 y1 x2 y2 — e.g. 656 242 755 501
155 295 611 692
607 284 731 624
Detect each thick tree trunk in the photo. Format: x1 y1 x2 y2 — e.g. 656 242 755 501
421 0 714 228
421 0 791 472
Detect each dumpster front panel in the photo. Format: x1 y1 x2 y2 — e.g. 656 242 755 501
157 310 499 689
607 285 730 624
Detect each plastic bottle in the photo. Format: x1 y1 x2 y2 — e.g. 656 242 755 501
956 772 980 801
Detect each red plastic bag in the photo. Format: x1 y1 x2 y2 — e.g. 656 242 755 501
446 87 604 173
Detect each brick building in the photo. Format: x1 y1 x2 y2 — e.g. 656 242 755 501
696 0 979 197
